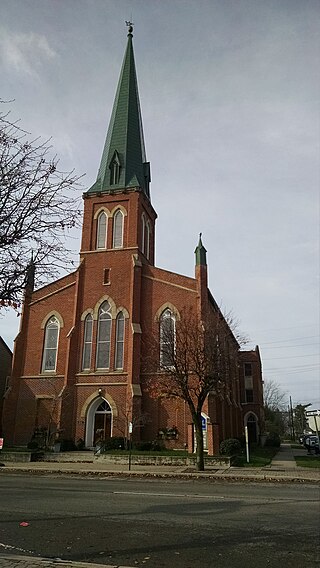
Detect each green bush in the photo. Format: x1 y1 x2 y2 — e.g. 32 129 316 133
265 432 281 447
27 440 39 450
60 439 77 452
103 437 127 450
76 438 85 450
133 440 164 451
220 438 242 456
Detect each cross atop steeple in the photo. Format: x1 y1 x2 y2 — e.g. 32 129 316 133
125 20 134 36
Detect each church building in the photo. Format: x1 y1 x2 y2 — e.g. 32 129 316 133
3 26 264 454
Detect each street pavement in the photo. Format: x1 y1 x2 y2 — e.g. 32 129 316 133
0 443 318 567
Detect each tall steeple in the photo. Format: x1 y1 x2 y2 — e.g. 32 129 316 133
88 23 151 198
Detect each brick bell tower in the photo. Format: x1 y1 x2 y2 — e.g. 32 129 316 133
76 23 157 443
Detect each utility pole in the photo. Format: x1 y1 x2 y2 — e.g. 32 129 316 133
289 396 295 441
288 405 292 439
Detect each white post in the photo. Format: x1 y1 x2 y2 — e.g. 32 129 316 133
245 426 250 463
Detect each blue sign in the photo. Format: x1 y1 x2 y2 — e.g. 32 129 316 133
201 416 206 430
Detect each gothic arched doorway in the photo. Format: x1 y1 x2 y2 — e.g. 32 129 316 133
246 413 258 443
85 397 112 448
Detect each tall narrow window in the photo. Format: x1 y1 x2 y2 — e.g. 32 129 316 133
96 211 107 249
159 309 175 368
115 311 125 369
146 220 151 259
141 214 146 254
96 301 112 369
42 316 59 372
82 314 93 370
113 210 124 248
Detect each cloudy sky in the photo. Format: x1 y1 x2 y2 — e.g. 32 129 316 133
1 0 319 408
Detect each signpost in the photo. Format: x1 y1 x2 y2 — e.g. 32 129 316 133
245 426 250 463
128 421 133 471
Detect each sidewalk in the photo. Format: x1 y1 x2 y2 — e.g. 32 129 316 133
0 444 319 483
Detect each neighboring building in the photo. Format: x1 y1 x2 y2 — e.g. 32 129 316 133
3 27 264 453
0 336 12 434
239 348 264 442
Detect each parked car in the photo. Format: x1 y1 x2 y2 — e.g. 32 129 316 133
303 434 320 454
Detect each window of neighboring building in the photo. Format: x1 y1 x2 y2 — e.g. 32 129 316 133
244 363 252 376
112 210 124 248
82 314 93 370
115 311 125 369
245 376 254 403
96 211 107 249
42 316 59 372
245 389 254 403
96 301 112 369
160 309 175 368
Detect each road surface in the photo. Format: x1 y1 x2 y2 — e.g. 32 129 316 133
0 475 319 567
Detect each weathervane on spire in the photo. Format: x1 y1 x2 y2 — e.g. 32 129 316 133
125 20 134 36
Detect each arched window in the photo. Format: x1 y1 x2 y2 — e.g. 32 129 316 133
159 309 175 368
146 220 151 260
96 301 112 369
141 214 146 254
115 311 125 369
82 314 93 370
112 210 124 248
42 316 60 372
96 211 107 249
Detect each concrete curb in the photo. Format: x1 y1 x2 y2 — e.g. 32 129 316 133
0 464 319 484
0 555 134 567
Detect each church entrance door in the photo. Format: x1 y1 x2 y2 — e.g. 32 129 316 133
85 397 113 448
94 400 112 445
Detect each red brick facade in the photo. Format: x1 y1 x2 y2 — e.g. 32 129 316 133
2 185 264 452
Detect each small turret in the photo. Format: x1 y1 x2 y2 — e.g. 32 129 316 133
25 252 35 295
195 233 207 266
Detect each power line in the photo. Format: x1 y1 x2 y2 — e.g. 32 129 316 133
262 342 319 350
259 335 319 345
250 324 317 333
263 353 319 361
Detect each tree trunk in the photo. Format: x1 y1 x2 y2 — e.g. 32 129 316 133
194 416 204 471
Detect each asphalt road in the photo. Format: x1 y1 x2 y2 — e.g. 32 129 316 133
0 475 319 568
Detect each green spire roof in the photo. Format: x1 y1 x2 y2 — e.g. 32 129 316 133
195 233 207 266
88 27 151 198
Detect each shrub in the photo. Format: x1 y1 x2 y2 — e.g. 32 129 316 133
27 440 39 450
265 432 281 447
220 438 242 456
133 440 164 451
76 438 85 450
60 439 77 452
103 437 127 450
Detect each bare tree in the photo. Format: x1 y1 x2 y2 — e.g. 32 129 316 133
263 379 287 411
0 106 83 308
143 307 244 471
